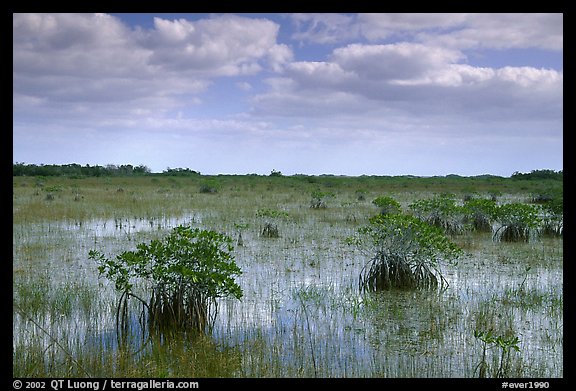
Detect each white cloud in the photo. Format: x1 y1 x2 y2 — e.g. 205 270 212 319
418 13 563 51
332 43 463 81
267 43 293 72
236 81 253 91
285 61 356 89
495 66 562 88
13 13 292 127
250 41 563 125
144 14 291 76
289 13 563 51
357 13 467 40
290 13 359 44
13 13 562 176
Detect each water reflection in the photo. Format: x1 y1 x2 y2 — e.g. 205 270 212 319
13 213 563 377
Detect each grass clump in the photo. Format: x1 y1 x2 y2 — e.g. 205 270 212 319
199 179 220 194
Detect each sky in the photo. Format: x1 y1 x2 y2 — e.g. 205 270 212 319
12 13 563 176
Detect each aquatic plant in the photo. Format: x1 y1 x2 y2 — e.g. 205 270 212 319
474 329 521 378
493 203 541 242
89 226 243 341
350 214 463 291
372 196 401 215
310 190 334 209
409 194 466 235
199 178 220 194
538 194 563 237
256 209 288 238
463 198 498 232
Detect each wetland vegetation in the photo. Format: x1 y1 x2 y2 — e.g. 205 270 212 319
13 168 563 378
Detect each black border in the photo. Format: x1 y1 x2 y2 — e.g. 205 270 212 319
9 4 568 390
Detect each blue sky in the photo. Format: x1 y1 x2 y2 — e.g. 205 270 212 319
13 13 563 176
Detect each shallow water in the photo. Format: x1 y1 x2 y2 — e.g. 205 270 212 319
13 213 563 377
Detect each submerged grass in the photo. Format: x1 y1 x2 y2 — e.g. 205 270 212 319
13 175 563 378
13 331 242 378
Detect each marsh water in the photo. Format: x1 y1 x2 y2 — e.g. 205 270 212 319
13 204 563 377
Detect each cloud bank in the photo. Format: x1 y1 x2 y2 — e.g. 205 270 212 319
13 13 562 176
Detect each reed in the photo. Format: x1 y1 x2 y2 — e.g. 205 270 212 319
13 174 563 378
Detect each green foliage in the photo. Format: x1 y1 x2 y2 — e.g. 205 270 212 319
511 169 562 181
372 196 401 215
543 190 563 213
163 167 200 176
474 329 521 378
311 190 335 199
493 203 541 242
13 162 151 177
362 214 464 262
90 226 242 335
463 198 498 232
44 185 63 192
496 203 541 227
269 169 283 177
256 209 288 238
355 189 367 201
233 222 250 230
529 190 563 237
409 194 466 234
352 214 463 291
199 179 220 194
310 190 335 209
256 208 290 220
541 217 563 238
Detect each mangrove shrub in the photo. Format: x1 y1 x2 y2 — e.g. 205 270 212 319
350 214 463 291
409 194 466 235
372 196 402 215
493 203 541 242
463 198 498 232
90 226 242 339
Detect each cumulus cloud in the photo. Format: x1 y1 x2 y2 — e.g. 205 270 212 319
280 16 562 122
290 13 359 44
250 41 563 124
13 13 292 126
267 43 294 72
13 13 562 176
284 61 356 89
289 13 563 51
142 14 290 76
357 13 467 41
13 13 147 78
331 43 463 81
418 13 563 50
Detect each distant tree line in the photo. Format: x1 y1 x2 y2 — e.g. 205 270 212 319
162 167 201 176
12 163 563 180
12 163 153 177
511 169 563 181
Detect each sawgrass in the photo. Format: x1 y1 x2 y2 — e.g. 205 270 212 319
12 174 562 377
